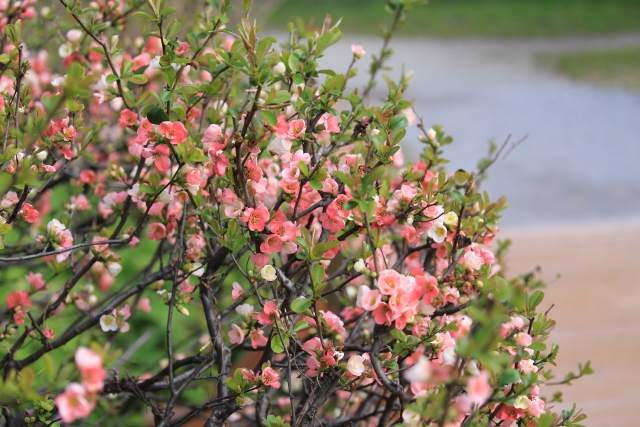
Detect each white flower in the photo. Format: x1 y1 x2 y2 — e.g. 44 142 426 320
94 74 110 91
158 188 173 203
402 408 421 427
47 219 66 235
443 211 458 226
514 395 531 410
236 303 254 317
100 314 118 332
426 128 437 142
58 43 73 58
187 262 204 277
427 222 448 243
346 355 365 376
353 258 366 273
35 150 48 161
419 301 435 316
273 62 286 76
271 138 292 155
150 55 162 69
404 356 431 383
107 263 122 277
441 346 457 366
260 265 277 282
463 251 483 272
355 285 371 308
51 75 67 88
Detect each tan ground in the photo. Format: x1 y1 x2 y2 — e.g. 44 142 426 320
501 221 640 427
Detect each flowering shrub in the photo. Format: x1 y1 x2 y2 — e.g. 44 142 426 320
0 1 592 427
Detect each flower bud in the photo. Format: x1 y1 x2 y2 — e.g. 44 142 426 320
107 262 122 277
273 62 286 76
353 258 365 272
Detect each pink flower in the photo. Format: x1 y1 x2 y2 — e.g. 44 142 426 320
142 144 171 172
249 328 268 349
257 301 279 326
306 356 320 377
135 118 156 144
262 367 281 389
467 372 491 405
25 272 46 291
202 124 224 146
118 109 138 127
148 222 167 240
19 203 40 223
302 337 322 354
208 149 230 177
228 324 245 345
260 234 283 254
351 44 366 58
6 291 32 310
526 397 546 417
377 269 402 295
231 282 243 300
75 347 106 393
496 405 524 421
287 119 306 139
43 325 55 339
515 332 533 347
269 221 297 242
159 121 188 144
241 206 269 232
360 289 382 311
54 383 94 423
138 298 151 313
319 212 345 233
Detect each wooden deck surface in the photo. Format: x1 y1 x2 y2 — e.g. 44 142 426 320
502 221 640 427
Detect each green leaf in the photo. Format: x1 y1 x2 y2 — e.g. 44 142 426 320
166 19 181 39
105 74 119 84
311 264 324 287
268 90 291 105
389 114 408 130
497 368 520 385
262 110 277 126
294 320 309 332
78 151 97 163
528 290 545 312
146 106 170 125
291 298 312 313
309 180 323 191
128 74 148 85
315 28 342 57
271 333 288 354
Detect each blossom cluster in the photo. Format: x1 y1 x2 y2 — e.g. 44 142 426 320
0 1 591 427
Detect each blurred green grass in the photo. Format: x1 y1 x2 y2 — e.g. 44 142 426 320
538 47 640 91
265 0 640 38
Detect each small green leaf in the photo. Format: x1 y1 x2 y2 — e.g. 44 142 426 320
291 298 312 313
294 320 309 332
128 74 148 85
497 368 520 385
146 106 170 125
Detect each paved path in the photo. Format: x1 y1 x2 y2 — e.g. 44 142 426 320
503 221 640 427
316 34 640 226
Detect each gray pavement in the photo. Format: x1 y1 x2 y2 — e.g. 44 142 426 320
315 34 640 226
